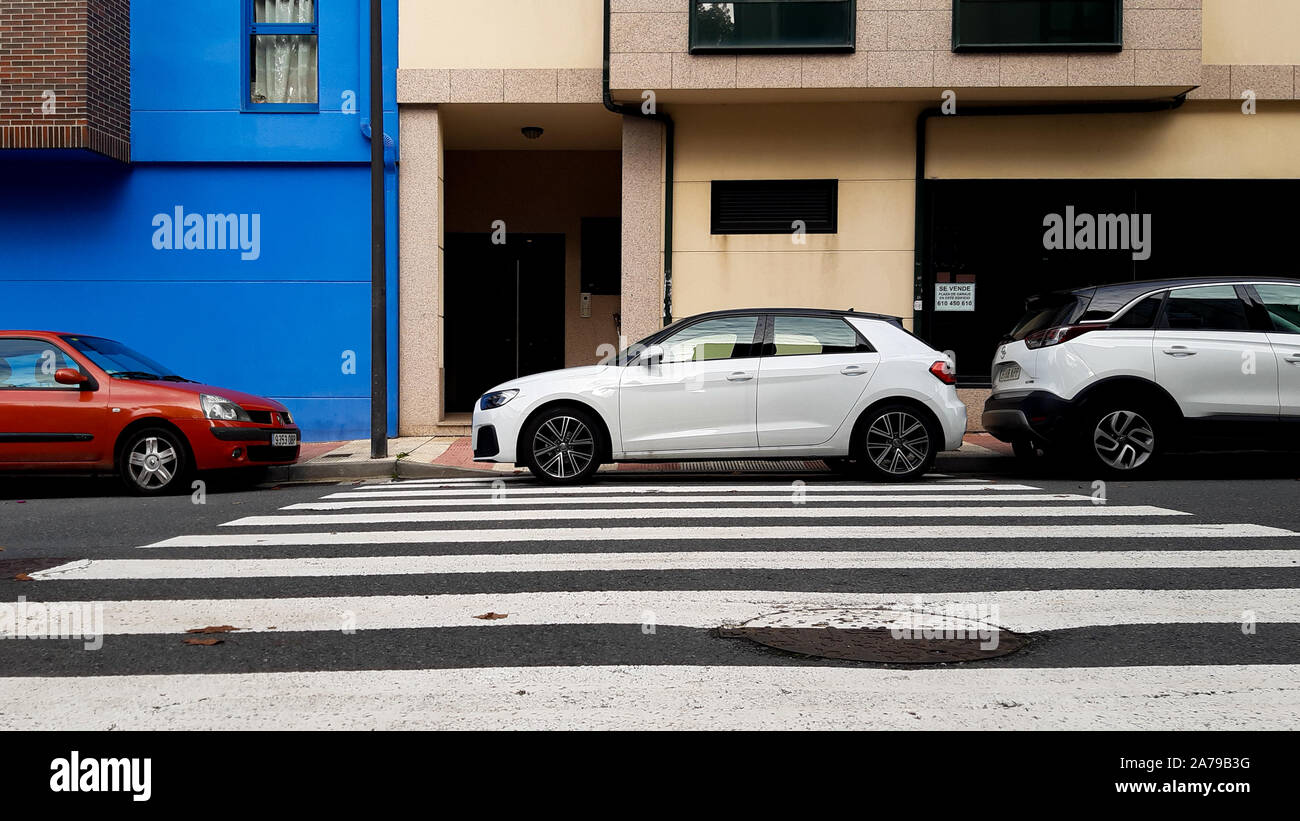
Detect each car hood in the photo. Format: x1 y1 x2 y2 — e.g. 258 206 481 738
121 379 289 412
487 364 614 393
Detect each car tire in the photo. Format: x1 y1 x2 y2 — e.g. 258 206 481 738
521 406 603 485
1078 401 1161 478
855 403 938 483
118 426 190 496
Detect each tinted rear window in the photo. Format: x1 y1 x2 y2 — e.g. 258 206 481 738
1008 294 1090 341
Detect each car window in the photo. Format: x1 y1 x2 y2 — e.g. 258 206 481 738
1009 293 1089 341
658 316 759 364
1111 292 1165 330
0 339 80 389
1160 285 1252 332
1254 284 1300 334
772 316 869 356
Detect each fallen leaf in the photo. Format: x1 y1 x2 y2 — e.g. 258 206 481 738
185 625 240 634
13 573 32 581
473 612 509 620
183 638 224 646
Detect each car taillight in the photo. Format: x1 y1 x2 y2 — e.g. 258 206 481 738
929 360 956 385
1024 324 1107 349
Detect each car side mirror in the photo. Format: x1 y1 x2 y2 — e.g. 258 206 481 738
54 368 90 387
639 344 664 366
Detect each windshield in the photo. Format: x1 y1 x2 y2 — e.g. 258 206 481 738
1008 294 1090 341
610 325 678 365
61 335 183 380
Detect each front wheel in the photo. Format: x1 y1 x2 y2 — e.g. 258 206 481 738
1080 404 1161 477
856 404 938 483
521 407 603 484
118 427 190 496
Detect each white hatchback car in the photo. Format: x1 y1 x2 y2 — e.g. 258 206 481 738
472 309 967 483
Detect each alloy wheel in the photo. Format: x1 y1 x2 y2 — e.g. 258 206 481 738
127 435 179 490
1092 410 1155 471
532 415 595 480
865 411 931 475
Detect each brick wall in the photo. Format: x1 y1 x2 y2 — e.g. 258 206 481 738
0 0 130 161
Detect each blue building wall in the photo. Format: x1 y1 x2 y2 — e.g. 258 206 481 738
0 0 399 442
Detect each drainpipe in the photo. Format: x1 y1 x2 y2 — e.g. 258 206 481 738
913 93 1189 342
367 0 387 458
603 0 675 327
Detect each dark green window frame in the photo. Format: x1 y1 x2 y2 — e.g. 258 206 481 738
952 0 1122 53
689 1 856 55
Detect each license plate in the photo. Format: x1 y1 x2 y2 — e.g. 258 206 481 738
271 433 298 447
998 364 1022 382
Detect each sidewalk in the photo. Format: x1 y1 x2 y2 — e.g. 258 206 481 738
272 433 1014 483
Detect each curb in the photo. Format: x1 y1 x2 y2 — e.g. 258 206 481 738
264 460 502 483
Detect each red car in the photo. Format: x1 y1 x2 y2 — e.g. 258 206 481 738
0 331 301 495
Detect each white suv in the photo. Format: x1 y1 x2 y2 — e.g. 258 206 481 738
472 308 967 484
983 277 1300 475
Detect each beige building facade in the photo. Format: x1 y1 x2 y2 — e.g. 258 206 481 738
396 0 1300 435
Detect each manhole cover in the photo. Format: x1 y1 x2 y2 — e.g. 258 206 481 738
720 607 1029 664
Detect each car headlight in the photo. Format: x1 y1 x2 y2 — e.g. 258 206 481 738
480 389 519 411
201 393 252 422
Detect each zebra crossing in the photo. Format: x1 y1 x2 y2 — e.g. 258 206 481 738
4 473 1300 730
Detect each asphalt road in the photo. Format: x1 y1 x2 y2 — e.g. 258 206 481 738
1 456 1298 730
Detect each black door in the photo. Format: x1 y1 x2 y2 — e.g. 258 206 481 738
444 233 565 413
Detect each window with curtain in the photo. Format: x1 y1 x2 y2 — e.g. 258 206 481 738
249 0 318 108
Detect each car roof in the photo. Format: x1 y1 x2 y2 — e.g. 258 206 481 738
1061 276 1300 298
673 307 904 324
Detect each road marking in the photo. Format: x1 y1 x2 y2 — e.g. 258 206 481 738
222 505 1187 528
32 549 1300 581
142 523 1295 548
283 493 1092 510
11 588 1300 635
325 483 1043 498
370 474 979 488
2 664 1295 730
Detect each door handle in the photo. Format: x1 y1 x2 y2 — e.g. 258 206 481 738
726 372 753 382
1162 346 1197 357
840 365 868 376
1285 355 1300 365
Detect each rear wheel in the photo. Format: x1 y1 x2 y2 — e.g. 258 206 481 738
118 427 190 496
856 404 937 483
1080 403 1161 478
521 407 603 484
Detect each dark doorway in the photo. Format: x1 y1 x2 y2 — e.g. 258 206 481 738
921 179 1300 386
444 233 565 413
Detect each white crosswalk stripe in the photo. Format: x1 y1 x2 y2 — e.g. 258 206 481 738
7 476 1300 730
31 549 1300 579
283 493 1091 509
220 504 1188 527
323 482 1044 498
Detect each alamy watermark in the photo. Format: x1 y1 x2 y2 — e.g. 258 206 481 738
0 596 104 650
151 206 261 261
1043 206 1152 261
